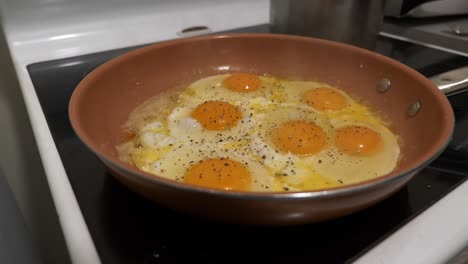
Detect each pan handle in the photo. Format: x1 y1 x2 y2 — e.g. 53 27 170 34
429 66 468 96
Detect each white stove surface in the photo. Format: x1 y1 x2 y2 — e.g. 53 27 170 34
1 1 468 264
2 0 270 64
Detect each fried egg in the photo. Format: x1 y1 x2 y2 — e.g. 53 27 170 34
166 100 257 151
309 119 400 184
279 81 353 111
148 142 277 191
247 105 337 191
178 73 286 107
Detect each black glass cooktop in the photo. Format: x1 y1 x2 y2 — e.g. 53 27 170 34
28 24 468 264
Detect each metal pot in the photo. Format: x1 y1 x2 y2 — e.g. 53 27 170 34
270 0 386 50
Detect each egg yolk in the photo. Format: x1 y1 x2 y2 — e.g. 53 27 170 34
335 125 382 156
303 87 348 111
272 121 327 155
223 73 261 92
191 100 242 131
184 158 251 191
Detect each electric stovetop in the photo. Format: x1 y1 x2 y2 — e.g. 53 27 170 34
27 25 468 264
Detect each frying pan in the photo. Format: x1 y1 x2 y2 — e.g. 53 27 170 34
68 33 468 225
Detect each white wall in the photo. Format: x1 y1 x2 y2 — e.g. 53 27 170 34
0 26 70 264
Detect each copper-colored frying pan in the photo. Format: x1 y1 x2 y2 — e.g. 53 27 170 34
68 33 468 225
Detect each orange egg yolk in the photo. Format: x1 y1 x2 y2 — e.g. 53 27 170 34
272 121 327 155
184 158 251 191
191 100 242 131
223 73 261 92
303 87 348 111
335 125 382 156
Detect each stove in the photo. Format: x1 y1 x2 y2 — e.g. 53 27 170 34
26 24 468 264
2 0 468 263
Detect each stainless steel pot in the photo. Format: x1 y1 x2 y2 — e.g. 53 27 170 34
270 0 386 50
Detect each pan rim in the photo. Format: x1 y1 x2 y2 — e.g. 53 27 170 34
68 32 455 200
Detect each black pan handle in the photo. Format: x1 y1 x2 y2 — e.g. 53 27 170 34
430 66 468 96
